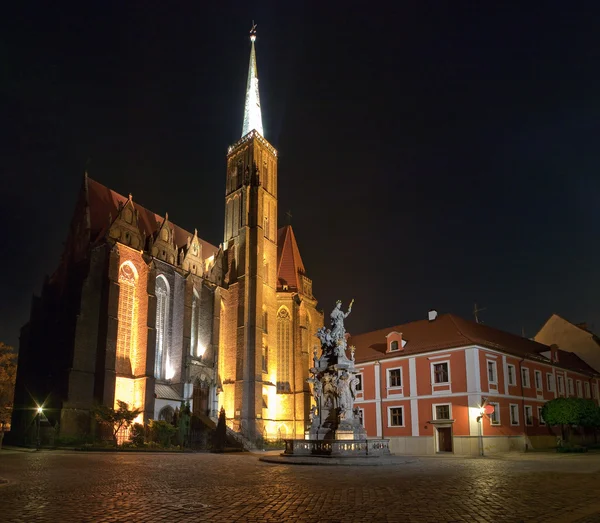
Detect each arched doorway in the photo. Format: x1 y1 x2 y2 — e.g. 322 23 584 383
193 379 210 417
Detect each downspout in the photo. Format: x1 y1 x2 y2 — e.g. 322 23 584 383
518 357 528 451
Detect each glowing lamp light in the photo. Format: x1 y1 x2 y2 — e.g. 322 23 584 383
37 406 43 414
196 343 207 358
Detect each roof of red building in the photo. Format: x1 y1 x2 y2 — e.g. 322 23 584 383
277 225 306 290
555 349 599 375
86 176 218 258
350 313 599 376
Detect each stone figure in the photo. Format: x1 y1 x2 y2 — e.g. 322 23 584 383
316 327 333 346
350 375 360 399
307 376 323 402
309 405 318 423
336 371 353 417
330 299 353 341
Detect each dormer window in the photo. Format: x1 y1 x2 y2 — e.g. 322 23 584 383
386 331 406 353
390 341 399 351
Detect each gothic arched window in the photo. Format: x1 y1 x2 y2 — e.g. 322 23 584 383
277 308 292 393
155 275 170 379
191 289 201 357
116 261 138 374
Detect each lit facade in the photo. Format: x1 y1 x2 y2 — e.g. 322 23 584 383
12 28 322 443
351 313 600 455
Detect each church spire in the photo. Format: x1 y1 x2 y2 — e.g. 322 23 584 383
241 22 264 138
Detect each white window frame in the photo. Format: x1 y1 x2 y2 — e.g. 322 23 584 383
534 370 542 391
524 405 533 426
431 360 451 385
387 367 403 389
576 380 583 398
489 402 500 426
537 406 546 425
357 407 364 427
487 360 498 385
389 340 399 352
432 403 452 421
387 405 405 427
593 383 599 399
567 378 574 396
585 382 591 399
546 373 555 392
509 403 520 426
507 364 516 386
521 367 530 388
355 373 363 393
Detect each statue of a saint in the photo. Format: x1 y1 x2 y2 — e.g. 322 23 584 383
336 371 353 416
330 299 353 341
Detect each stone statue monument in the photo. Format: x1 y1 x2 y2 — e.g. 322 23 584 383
307 299 366 441
281 300 390 457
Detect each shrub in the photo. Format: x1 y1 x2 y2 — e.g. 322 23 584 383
129 423 145 447
149 420 177 447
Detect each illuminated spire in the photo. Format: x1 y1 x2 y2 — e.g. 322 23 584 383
241 22 264 138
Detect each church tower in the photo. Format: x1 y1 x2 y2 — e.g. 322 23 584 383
222 25 278 439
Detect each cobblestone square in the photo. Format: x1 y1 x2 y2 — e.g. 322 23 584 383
1 450 600 522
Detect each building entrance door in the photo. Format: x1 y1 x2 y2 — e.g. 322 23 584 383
437 426 453 452
193 381 209 416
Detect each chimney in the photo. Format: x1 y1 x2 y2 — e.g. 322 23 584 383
428 310 438 321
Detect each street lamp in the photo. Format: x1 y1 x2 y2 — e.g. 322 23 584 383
476 407 485 457
36 406 43 450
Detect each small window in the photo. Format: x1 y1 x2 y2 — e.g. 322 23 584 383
593 383 598 399
534 370 542 391
489 402 500 425
355 374 363 392
433 362 449 384
521 367 530 388
390 340 399 351
585 382 591 398
389 368 402 388
487 361 497 384
263 311 268 333
510 404 519 425
567 378 574 396
524 405 533 426
557 375 565 395
357 408 364 426
507 364 516 386
389 407 403 427
435 405 450 420
538 406 546 425
546 373 555 392
262 344 268 373
576 380 583 398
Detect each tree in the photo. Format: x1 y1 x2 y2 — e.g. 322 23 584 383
542 397 600 443
0 343 17 449
92 400 141 446
212 407 227 452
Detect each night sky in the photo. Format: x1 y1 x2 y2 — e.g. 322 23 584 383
2 2 600 350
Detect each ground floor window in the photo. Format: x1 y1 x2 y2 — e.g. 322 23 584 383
510 404 519 425
434 404 451 420
537 406 545 425
524 405 533 426
389 407 404 427
489 402 500 425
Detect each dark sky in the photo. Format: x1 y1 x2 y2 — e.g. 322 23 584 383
2 2 600 349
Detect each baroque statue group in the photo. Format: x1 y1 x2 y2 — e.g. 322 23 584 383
307 299 367 440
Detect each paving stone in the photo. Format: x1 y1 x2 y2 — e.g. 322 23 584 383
0 450 600 522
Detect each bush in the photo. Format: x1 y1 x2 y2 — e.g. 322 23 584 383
129 423 145 447
149 420 177 447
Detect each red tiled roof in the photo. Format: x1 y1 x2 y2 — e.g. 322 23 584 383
86 176 218 258
277 225 306 291
555 349 599 375
351 313 555 363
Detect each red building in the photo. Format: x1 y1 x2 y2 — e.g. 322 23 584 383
350 311 600 455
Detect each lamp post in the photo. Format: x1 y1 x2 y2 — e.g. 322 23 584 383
476 409 484 457
36 406 43 450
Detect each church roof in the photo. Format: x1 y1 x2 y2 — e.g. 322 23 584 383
86 176 218 258
350 313 599 376
277 225 306 291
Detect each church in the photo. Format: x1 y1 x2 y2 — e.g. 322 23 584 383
13 27 323 443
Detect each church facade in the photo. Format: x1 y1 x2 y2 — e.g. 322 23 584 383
13 28 322 443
